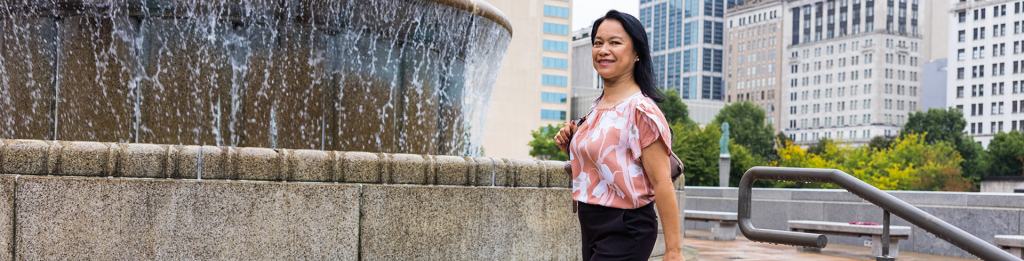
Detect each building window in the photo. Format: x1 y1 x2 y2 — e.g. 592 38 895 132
543 23 569 36
541 74 567 87
541 92 567 104
542 40 568 53
540 109 567 121
543 5 570 18
542 57 568 69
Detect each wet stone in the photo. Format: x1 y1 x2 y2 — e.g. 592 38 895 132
1 139 50 175
341 152 381 184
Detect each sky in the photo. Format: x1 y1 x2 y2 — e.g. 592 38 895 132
571 0 639 31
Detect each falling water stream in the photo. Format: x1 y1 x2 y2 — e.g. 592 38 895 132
0 0 510 156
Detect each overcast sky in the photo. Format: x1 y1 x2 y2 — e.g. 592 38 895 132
571 0 639 31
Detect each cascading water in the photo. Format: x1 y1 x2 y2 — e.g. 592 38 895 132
0 0 510 156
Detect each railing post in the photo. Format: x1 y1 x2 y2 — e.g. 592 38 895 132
877 210 894 261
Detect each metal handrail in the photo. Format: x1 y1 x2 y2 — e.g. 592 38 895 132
737 166 1022 261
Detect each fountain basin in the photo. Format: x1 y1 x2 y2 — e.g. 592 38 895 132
0 0 511 156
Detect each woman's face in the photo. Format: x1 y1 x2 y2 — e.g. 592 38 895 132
592 19 637 81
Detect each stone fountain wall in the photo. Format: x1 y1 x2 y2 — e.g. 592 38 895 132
0 139 685 260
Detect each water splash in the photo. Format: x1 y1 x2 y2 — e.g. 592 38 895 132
0 0 510 156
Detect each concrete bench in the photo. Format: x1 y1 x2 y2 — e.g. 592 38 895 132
995 235 1024 258
683 210 737 240
788 220 911 257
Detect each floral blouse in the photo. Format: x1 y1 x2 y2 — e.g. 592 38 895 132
569 92 673 209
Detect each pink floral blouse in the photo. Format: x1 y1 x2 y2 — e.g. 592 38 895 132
569 92 673 209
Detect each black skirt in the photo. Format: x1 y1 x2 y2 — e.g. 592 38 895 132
577 201 658 261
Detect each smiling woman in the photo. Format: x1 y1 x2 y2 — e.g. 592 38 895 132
553 10 684 261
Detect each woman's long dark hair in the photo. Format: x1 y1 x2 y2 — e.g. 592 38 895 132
590 10 664 103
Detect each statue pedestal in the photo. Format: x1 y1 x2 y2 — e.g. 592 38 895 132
719 154 731 187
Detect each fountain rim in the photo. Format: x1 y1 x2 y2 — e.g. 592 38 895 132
434 0 513 36
5 0 513 36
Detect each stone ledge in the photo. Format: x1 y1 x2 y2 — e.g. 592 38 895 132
0 139 579 188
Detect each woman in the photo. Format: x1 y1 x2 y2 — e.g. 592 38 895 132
554 10 683 261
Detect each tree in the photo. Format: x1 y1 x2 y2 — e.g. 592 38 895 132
774 133 972 191
775 132 793 149
672 122 720 186
657 90 693 126
901 109 967 144
712 101 776 161
988 131 1024 177
899 108 990 181
868 136 894 151
527 124 568 161
807 138 834 155
728 142 763 187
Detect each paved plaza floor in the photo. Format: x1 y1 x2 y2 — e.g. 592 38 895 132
651 230 974 261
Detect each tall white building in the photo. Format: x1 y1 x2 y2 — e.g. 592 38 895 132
482 0 573 159
725 0 785 132
947 0 1024 147
782 0 924 145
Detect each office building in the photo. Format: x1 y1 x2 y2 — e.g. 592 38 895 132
725 0 785 132
782 0 924 145
482 0 573 159
641 0 744 124
947 0 1024 147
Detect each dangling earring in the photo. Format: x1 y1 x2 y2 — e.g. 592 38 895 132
635 57 640 62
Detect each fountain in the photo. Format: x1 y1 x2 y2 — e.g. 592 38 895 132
0 0 511 156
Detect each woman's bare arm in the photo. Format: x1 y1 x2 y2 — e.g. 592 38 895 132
641 140 684 261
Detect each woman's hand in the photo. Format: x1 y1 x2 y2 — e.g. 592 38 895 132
554 120 578 152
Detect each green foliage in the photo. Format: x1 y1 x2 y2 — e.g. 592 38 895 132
775 132 793 149
657 90 694 126
988 131 1024 177
898 108 991 181
901 109 967 144
672 122 721 186
728 142 763 187
807 138 834 155
868 136 894 151
712 101 776 161
527 124 568 161
772 133 971 191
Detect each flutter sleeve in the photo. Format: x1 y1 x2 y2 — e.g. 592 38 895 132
628 98 674 160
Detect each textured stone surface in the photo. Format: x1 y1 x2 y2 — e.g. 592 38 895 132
433 155 470 186
892 191 1024 209
359 185 579 260
119 143 170 178
995 235 1024 248
540 160 570 188
472 157 509 186
230 147 281 180
791 189 863 202
788 220 911 236
174 145 225 179
0 175 13 261
286 149 334 182
341 151 381 183
15 176 360 260
58 141 111 176
508 158 541 187
910 206 1020 258
685 210 737 221
387 153 427 184
1 139 50 174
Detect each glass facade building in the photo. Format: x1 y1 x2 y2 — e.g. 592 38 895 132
641 0 743 124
